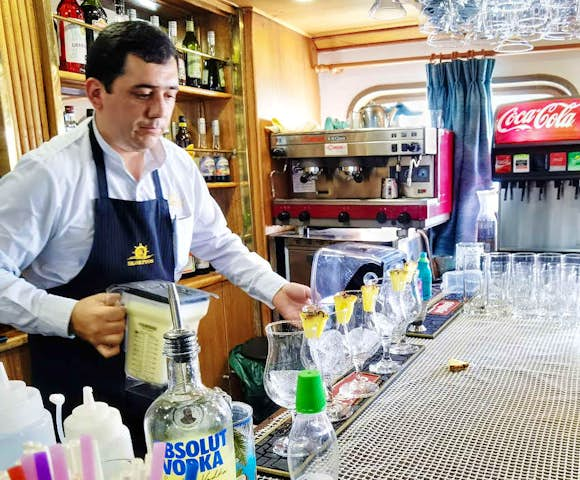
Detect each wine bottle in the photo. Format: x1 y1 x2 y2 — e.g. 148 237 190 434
207 31 224 92
80 0 107 52
56 0 87 74
168 21 186 86
113 0 127 22
64 105 77 132
183 18 202 88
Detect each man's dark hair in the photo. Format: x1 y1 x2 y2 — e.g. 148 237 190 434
86 21 176 92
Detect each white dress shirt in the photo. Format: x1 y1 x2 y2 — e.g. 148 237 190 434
0 119 287 337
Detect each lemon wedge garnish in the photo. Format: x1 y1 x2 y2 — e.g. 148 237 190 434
403 260 418 282
333 291 357 325
361 284 379 313
300 305 329 339
389 268 408 292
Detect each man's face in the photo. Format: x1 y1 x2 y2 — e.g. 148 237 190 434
95 54 179 153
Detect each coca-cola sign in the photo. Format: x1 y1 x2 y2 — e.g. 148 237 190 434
494 97 580 145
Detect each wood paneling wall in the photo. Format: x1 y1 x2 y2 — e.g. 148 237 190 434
241 9 320 326
0 0 56 171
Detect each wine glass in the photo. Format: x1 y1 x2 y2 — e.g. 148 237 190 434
334 290 381 400
300 306 354 422
389 265 421 356
263 320 306 457
368 277 402 375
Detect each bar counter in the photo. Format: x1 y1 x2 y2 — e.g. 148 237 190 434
257 310 580 479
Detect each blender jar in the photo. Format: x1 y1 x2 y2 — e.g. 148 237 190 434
107 280 216 386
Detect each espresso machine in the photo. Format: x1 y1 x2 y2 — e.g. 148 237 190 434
270 127 453 229
267 127 454 284
492 97 580 252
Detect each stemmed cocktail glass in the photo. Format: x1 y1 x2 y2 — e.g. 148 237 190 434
300 305 354 422
263 320 306 456
389 262 421 356
368 277 402 375
335 289 381 400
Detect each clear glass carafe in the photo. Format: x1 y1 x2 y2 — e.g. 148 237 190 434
476 189 498 253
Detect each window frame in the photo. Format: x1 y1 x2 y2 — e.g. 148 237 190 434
347 74 578 121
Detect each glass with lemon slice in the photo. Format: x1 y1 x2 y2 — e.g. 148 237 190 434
333 289 381 400
389 262 421 356
299 304 353 422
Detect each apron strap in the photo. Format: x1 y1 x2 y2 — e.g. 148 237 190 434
152 169 163 201
88 120 109 199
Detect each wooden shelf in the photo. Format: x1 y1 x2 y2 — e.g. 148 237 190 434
179 272 225 289
207 182 238 189
194 148 239 154
58 70 232 100
177 85 232 100
59 70 86 90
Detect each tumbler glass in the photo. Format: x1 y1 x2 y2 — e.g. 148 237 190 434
535 253 562 319
455 242 485 313
509 252 537 317
485 252 511 313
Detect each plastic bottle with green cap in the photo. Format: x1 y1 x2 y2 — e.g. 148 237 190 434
288 370 339 480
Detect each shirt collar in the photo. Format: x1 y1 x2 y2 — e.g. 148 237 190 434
90 118 167 177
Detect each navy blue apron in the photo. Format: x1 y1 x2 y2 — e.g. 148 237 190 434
29 120 175 454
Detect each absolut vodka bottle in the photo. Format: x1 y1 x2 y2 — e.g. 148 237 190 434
144 328 236 479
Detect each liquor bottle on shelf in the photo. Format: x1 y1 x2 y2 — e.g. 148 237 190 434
199 155 216 183
183 18 202 88
149 15 160 28
56 0 87 74
212 119 220 150
214 155 230 182
206 31 224 92
175 116 191 148
194 257 213 275
144 285 236 478
168 21 186 86
127 8 137 21
64 105 77 131
80 0 107 52
113 0 127 22
198 117 207 148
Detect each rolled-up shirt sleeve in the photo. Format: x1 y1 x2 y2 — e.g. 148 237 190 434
0 154 76 337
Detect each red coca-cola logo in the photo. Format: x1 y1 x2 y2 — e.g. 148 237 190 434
495 98 580 145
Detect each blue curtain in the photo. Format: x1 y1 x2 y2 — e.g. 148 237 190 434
426 57 495 256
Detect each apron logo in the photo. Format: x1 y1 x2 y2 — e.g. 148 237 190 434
127 242 155 267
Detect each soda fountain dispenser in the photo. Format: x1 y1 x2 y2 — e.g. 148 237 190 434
492 97 580 252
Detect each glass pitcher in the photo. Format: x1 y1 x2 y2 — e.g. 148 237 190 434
476 188 498 253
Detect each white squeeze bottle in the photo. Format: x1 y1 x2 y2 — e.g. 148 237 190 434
0 361 56 470
60 386 134 477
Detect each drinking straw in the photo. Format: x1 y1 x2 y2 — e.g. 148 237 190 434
33 453 52 480
48 445 69 480
149 442 165 480
79 436 95 480
20 455 37 480
7 466 25 480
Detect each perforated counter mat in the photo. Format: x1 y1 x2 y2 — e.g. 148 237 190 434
257 312 580 479
255 348 425 478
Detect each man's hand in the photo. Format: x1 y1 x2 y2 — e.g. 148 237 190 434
272 282 311 320
70 293 126 358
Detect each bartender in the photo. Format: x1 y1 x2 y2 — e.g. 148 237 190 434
0 21 309 452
